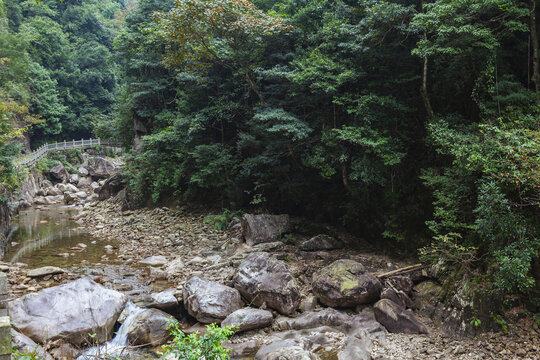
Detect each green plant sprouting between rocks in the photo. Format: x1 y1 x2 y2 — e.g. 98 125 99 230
162 322 235 360
203 209 241 231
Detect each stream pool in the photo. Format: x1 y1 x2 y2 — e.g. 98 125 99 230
5 205 117 267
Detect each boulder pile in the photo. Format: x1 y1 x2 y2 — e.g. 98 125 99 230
17 155 122 209
8 198 524 360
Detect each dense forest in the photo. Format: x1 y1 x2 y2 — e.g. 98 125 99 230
1 0 539 299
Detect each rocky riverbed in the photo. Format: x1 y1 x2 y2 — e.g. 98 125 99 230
3 198 537 359
3 155 539 360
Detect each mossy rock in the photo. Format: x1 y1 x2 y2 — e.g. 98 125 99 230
312 259 382 307
0 316 11 355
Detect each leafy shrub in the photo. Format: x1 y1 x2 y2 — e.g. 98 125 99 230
0 143 25 194
11 346 42 360
46 151 68 166
203 209 241 231
163 322 235 360
419 233 478 273
422 114 540 295
106 148 118 158
64 148 82 164
36 157 61 175
280 233 298 245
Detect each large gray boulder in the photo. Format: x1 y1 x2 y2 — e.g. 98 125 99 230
33 195 64 206
299 235 343 252
46 186 63 196
57 183 78 193
134 289 179 312
337 337 371 360
312 259 382 308
183 277 242 323
242 214 290 245
9 278 126 345
221 308 273 333
274 308 350 332
373 298 429 334
380 287 412 309
165 257 184 277
274 308 385 339
233 252 301 315
98 173 125 200
77 177 93 189
126 308 175 346
64 191 87 205
87 157 116 178
50 164 68 182
411 281 442 311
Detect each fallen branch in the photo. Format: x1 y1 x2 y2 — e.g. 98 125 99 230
376 263 424 279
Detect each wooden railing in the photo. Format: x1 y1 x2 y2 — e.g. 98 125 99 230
15 138 120 167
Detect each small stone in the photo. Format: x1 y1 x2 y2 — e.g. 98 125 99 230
139 255 168 266
27 266 64 278
299 296 318 312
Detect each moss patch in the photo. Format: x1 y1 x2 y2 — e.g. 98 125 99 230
340 279 359 293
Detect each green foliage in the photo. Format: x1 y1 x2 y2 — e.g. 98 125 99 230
203 209 241 231
419 233 478 271
0 142 25 195
111 0 539 302
490 314 509 334
2 0 122 144
280 233 297 245
470 317 482 328
36 156 59 175
163 322 235 360
533 313 540 327
11 345 42 360
422 112 540 294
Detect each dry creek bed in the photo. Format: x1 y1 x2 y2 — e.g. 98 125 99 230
4 199 540 360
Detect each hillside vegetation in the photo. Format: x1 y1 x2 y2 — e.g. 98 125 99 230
1 0 539 301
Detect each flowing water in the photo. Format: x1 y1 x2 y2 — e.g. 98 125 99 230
78 301 146 360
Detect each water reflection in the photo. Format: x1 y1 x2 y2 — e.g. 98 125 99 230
4 206 117 268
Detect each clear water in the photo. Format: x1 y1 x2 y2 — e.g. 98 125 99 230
77 301 146 360
4 205 118 267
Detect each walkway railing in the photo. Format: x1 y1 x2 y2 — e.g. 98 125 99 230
15 138 120 168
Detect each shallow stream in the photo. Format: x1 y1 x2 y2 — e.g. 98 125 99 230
5 205 115 267
5 205 171 296
4 205 256 359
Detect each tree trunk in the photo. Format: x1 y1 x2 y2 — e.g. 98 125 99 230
244 70 266 104
531 0 539 94
421 56 435 119
341 163 352 193
420 0 435 118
